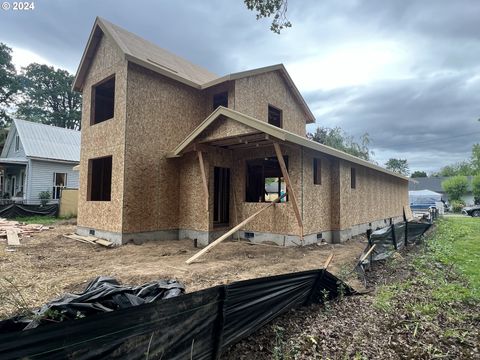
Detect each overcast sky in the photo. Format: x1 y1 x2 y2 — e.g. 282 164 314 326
1 0 479 173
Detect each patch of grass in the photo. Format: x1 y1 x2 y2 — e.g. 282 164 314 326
13 216 59 225
426 217 480 301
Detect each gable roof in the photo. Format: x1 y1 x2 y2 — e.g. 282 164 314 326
169 106 408 181
1 120 81 162
73 18 315 123
408 176 473 193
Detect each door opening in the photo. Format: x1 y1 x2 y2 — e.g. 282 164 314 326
213 167 230 226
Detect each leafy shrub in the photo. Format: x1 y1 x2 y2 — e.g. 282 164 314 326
38 191 51 206
450 200 466 213
442 176 468 201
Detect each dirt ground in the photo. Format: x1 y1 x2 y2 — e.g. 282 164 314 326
0 221 367 318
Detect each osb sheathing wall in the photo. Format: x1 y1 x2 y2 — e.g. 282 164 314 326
122 63 208 234
196 118 258 143
338 160 409 229
302 150 334 235
178 151 209 232
77 35 127 233
234 71 307 136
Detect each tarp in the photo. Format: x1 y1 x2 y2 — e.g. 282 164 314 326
0 203 58 218
409 190 443 210
0 277 185 332
0 269 353 360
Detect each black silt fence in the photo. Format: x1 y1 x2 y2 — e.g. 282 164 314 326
0 269 352 360
366 220 432 263
0 203 58 218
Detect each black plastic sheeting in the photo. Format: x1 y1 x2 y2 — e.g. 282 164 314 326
0 269 353 360
0 203 58 218
0 277 185 332
363 220 432 263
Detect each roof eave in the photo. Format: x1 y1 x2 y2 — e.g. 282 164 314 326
169 107 408 181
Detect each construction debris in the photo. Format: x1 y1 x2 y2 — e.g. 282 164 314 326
63 233 114 247
0 218 51 246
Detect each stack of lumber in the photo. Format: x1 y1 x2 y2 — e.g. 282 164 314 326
0 218 51 246
64 233 114 248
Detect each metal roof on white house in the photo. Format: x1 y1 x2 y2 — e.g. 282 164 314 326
1 120 81 163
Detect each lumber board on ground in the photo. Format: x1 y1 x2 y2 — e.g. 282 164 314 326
6 229 20 246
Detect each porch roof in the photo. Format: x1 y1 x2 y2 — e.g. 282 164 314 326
0 158 28 166
168 107 408 181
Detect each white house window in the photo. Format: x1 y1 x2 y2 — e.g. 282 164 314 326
15 135 19 152
52 172 67 200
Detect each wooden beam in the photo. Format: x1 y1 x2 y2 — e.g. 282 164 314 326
323 253 334 270
186 193 286 264
197 151 209 211
273 142 304 243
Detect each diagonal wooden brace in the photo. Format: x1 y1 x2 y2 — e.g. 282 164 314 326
273 142 304 243
197 151 209 211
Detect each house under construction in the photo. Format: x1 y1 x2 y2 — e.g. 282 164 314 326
73 17 409 246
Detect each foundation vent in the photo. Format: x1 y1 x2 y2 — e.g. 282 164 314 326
244 232 254 239
89 229 95 236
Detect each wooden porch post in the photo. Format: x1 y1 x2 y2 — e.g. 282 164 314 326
197 151 209 211
273 142 304 244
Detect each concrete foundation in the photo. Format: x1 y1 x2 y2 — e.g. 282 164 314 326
77 215 404 247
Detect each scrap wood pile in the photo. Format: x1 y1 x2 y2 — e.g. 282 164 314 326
0 218 50 246
63 233 114 248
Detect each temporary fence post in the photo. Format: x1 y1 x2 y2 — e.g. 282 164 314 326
404 221 408 247
391 224 397 250
213 286 226 360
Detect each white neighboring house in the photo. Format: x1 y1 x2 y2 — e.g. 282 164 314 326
0 119 80 204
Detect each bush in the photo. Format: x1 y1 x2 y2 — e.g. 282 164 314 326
450 200 466 213
442 176 468 201
38 191 51 206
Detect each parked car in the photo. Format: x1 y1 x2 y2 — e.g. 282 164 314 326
462 205 480 217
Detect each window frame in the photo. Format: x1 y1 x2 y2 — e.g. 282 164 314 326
90 75 116 126
268 104 283 128
88 156 113 202
14 135 19 152
213 91 228 110
245 156 288 203
351 167 356 189
313 158 322 185
52 172 67 200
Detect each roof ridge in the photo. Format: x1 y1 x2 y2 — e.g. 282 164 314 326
14 119 80 133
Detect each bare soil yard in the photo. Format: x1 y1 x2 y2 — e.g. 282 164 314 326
0 222 366 318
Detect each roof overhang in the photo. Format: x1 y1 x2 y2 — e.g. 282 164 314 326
168 107 408 181
0 159 28 166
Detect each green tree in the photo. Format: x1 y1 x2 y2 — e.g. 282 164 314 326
385 158 409 176
471 143 480 174
308 126 372 161
244 0 291 33
411 171 427 178
434 161 475 177
16 63 81 129
442 175 469 201
0 43 19 126
472 174 480 205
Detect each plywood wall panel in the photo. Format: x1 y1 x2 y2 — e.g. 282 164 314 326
122 63 208 233
77 34 127 233
234 71 307 136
